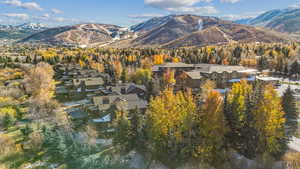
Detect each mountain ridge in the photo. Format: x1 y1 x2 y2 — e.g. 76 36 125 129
18 14 292 48
235 8 300 34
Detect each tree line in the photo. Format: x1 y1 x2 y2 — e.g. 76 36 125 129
113 80 299 168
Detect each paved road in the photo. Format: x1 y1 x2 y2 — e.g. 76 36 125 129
289 137 300 152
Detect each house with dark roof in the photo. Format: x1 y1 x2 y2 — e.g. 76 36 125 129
92 94 148 113
106 83 147 98
153 62 195 78
154 63 259 89
73 77 105 92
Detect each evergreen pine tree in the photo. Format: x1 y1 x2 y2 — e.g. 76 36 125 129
282 87 298 137
2 113 13 129
120 69 127 83
290 61 300 77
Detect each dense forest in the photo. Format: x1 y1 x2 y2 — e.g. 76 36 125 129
0 42 299 169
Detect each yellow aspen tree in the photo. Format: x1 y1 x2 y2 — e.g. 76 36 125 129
146 88 196 160
113 61 123 80
253 85 286 155
227 80 253 127
153 54 164 65
172 57 180 63
163 69 176 87
194 90 228 166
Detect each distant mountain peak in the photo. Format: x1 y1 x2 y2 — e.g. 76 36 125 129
235 7 300 34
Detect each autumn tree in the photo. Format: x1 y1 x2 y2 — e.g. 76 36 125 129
24 62 55 101
90 61 104 73
153 54 164 65
193 90 228 167
24 63 58 122
130 68 152 86
113 61 123 81
224 80 259 158
146 88 196 162
163 69 176 88
253 85 287 158
198 80 216 101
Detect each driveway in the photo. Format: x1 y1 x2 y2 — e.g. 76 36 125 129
288 137 300 152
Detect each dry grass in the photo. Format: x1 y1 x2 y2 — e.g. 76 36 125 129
283 152 300 169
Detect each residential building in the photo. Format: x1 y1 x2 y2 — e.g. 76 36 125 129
153 62 258 89
92 94 148 113
73 77 105 92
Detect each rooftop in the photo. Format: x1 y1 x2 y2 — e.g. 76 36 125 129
73 77 105 86
153 62 258 74
156 62 194 68
195 64 255 74
93 94 148 111
185 71 202 80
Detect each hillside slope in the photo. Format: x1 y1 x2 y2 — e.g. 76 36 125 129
21 23 132 46
132 15 290 48
236 8 300 34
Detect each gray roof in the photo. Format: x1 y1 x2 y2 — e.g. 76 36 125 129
93 94 148 111
157 62 194 68
73 77 105 86
185 71 202 80
194 64 256 74
107 83 146 95
69 110 87 119
153 63 258 75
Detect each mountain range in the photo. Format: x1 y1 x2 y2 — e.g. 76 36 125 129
2 9 300 48
129 15 288 48
236 7 300 34
0 23 47 40
21 23 134 46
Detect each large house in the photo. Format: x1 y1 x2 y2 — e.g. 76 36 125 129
153 62 258 89
73 77 105 92
92 94 148 113
152 62 195 78
105 83 147 98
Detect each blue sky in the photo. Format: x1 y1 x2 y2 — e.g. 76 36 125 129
0 0 300 27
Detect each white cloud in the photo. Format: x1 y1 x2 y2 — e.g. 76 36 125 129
128 13 164 19
289 3 300 8
51 8 63 14
221 11 264 20
53 17 66 22
220 0 240 3
144 0 212 9
3 0 42 11
3 13 29 20
41 13 50 18
166 6 218 14
144 0 217 15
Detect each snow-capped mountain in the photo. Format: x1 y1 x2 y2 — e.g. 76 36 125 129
16 23 48 31
21 23 135 46
0 23 48 40
235 8 300 34
130 15 175 32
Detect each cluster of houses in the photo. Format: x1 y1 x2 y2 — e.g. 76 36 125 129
54 64 148 132
55 62 291 132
